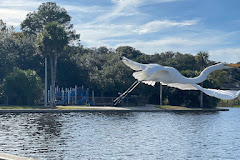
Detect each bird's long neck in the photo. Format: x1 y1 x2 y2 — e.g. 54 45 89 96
186 63 225 84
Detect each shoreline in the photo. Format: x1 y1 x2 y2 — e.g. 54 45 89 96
0 105 229 113
0 153 36 160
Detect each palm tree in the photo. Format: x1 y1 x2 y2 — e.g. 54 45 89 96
195 52 209 71
37 22 69 108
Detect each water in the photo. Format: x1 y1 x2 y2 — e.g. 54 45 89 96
0 108 240 160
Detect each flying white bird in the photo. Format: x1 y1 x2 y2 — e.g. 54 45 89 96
121 56 240 100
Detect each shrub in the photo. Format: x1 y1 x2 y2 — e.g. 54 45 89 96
2 68 43 105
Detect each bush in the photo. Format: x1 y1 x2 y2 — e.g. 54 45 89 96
2 68 43 105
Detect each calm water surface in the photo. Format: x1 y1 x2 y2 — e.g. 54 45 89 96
0 108 240 160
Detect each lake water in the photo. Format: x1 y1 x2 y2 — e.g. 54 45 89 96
0 108 240 160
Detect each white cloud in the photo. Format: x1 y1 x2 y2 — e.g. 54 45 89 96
77 18 199 45
62 4 105 14
111 37 208 54
76 0 198 48
103 33 234 59
149 0 183 2
92 0 182 24
76 23 135 45
209 48 240 63
105 34 240 63
0 0 41 28
0 0 238 63
0 0 40 8
112 0 182 6
0 8 30 27
136 19 199 34
89 0 142 24
111 0 141 6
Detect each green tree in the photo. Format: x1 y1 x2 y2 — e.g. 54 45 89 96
21 2 80 42
56 45 86 87
0 20 17 81
37 22 69 108
195 51 209 71
22 2 70 34
21 2 80 108
116 46 143 59
173 53 198 71
0 21 44 82
2 68 43 105
149 51 175 66
11 32 44 74
72 47 134 96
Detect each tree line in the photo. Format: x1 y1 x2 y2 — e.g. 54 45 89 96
0 2 239 107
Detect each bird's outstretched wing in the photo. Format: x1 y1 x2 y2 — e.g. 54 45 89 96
162 83 198 90
142 81 156 86
193 84 240 100
121 57 146 71
164 83 240 100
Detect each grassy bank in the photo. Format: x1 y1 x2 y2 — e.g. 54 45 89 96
220 105 240 107
0 105 49 109
57 106 102 110
218 99 240 107
0 105 104 110
156 105 222 110
156 105 195 110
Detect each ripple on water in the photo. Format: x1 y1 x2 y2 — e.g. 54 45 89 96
0 109 240 159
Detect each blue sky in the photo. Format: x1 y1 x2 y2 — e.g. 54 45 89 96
1 0 240 63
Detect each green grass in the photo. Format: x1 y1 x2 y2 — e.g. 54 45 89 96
156 105 193 110
218 99 240 107
0 105 50 109
0 105 100 110
156 105 230 111
221 105 240 108
155 105 218 110
57 106 100 110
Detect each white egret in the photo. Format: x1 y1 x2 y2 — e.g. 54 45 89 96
121 56 240 100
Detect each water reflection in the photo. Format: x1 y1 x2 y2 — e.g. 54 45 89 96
34 113 62 137
0 109 239 160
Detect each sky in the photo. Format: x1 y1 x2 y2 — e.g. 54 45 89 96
0 0 240 63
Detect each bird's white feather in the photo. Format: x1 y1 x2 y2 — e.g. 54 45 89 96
121 56 240 100
164 83 198 90
193 84 240 100
121 57 146 71
132 71 148 81
142 81 156 86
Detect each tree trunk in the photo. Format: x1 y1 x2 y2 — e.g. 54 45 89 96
53 53 57 106
44 57 47 107
50 53 57 108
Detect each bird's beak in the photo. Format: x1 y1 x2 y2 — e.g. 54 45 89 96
227 63 240 67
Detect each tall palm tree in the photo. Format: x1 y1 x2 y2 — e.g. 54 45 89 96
37 22 69 108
